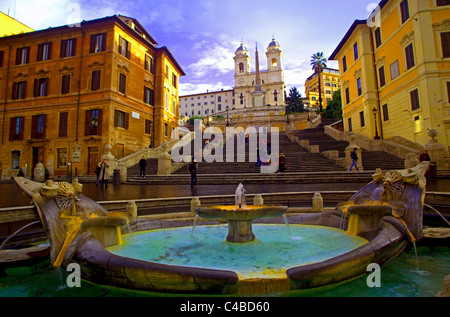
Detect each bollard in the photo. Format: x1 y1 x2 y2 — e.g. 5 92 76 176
312 192 323 211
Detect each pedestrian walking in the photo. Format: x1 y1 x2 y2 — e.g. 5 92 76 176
349 148 359 172
188 156 198 188
99 159 109 188
278 153 286 172
139 156 147 179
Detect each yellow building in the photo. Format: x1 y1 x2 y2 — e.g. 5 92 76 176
0 15 184 179
304 67 340 110
0 12 34 37
330 0 450 153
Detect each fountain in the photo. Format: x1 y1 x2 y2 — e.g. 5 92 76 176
194 183 288 243
11 162 429 295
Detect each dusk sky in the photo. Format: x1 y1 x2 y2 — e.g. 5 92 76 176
1 0 379 96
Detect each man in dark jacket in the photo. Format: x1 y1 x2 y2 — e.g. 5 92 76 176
349 148 359 172
188 156 198 188
139 156 147 179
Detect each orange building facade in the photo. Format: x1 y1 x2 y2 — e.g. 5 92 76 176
0 15 185 179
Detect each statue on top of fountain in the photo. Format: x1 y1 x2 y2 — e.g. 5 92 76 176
235 183 247 209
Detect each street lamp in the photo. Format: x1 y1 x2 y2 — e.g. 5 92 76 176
372 107 380 140
206 109 209 126
226 106 230 126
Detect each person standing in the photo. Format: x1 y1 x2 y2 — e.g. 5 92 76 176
418 149 431 162
95 163 101 186
349 148 359 172
139 156 147 179
188 156 198 188
99 159 109 188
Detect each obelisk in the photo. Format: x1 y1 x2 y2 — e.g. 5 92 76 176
252 43 265 107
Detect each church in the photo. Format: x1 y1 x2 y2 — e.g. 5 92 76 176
179 37 286 118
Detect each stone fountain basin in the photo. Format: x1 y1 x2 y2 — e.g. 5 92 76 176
195 205 288 221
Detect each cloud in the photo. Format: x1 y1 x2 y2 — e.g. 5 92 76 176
186 42 235 78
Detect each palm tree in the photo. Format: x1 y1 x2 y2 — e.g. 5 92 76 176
310 52 327 113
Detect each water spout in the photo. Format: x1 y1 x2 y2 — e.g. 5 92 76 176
0 220 41 250
191 215 199 239
282 214 291 238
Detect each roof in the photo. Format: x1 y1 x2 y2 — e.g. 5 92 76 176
158 46 186 76
329 19 367 60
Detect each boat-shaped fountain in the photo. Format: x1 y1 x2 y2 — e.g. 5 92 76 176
12 162 429 295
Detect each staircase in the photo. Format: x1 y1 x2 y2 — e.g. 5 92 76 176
292 118 405 171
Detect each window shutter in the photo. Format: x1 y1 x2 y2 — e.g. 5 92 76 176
85 110 90 136
89 35 95 53
0 50 4 67
31 115 38 139
47 42 52 59
124 112 129 129
102 33 107 52
97 109 102 135
71 38 77 56
118 36 123 56
33 79 39 97
37 44 43 61
144 56 148 71
22 81 27 99
44 78 49 96
114 109 119 127
441 32 450 58
59 112 68 137
42 114 47 138
15 48 21 65
9 117 16 141
91 70 100 90
25 47 30 64
12 82 17 100
119 73 126 93
60 40 66 58
126 41 131 59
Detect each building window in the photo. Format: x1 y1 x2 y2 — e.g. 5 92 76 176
57 148 67 168
378 66 386 87
342 56 347 72
145 54 154 73
357 78 362 96
440 32 450 58
437 0 450 6
59 112 68 138
410 89 420 111
144 87 154 105
164 122 168 136
239 62 244 73
37 42 52 61
374 28 382 48
382 104 389 121
405 43 415 70
60 38 76 57
345 87 350 104
172 73 177 88
15 46 30 65
353 42 359 61
348 118 352 132
9 117 24 141
12 81 27 100
165 65 169 79
12 151 20 169
85 109 102 136
118 36 131 59
119 73 126 94
400 0 410 24
61 75 71 94
390 60 400 80
114 109 129 129
359 111 365 127
31 114 46 139
90 33 106 53
34 78 48 97
91 70 101 91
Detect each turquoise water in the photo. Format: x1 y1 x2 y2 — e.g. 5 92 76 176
107 224 367 279
0 227 448 297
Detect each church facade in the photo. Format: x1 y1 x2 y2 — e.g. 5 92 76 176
179 38 286 118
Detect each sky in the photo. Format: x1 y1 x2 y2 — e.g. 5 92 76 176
1 0 380 96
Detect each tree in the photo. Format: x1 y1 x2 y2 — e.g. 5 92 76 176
310 52 327 113
285 87 305 113
324 89 342 119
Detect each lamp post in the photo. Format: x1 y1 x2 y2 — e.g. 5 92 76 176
226 106 230 126
372 107 380 140
206 109 209 126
